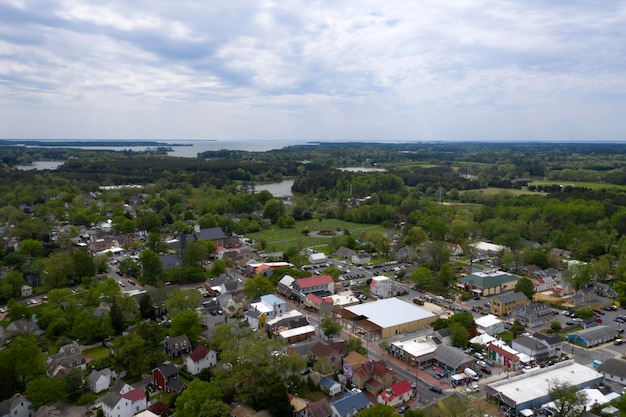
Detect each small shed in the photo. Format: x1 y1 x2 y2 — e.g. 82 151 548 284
320 376 342 397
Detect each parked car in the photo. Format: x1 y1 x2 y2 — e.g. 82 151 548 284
480 367 491 375
484 359 495 367
596 318 603 324
300 367 312 375
397 405 410 413
614 339 624 346
146 383 156 393
476 360 487 368
429 386 443 394
118 280 125 287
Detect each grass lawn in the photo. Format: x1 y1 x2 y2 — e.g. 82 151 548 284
83 346 111 361
460 187 546 197
247 219 394 253
532 179 626 192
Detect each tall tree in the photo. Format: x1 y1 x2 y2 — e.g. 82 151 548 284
139 249 163 285
320 316 341 340
243 275 275 300
170 310 203 343
548 379 588 417
175 379 222 417
514 277 536 301
166 288 202 314
24 377 67 408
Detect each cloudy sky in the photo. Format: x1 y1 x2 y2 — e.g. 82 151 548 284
1 1 625 142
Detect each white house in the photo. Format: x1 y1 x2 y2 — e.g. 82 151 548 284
370 276 399 299
475 314 506 335
102 387 147 417
20 285 33 297
88 369 111 393
185 345 217 375
377 380 414 407
246 294 287 330
0 393 32 417
320 377 342 397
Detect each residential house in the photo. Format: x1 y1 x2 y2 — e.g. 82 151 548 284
289 394 309 417
351 360 395 396
520 265 542 276
475 314 505 335
162 335 192 359
595 283 617 298
330 390 371 417
351 252 371 266
224 291 246 317
292 275 335 303
530 333 563 358
246 261 293 277
335 247 357 260
102 387 147 417
0 393 32 417
343 351 370 379
567 287 597 306
152 362 186 394
513 302 554 327
88 368 111 393
266 310 312 339
531 276 556 293
185 345 217 375
20 285 33 297
305 398 333 417
511 335 550 362
377 379 413 407
5 317 42 339
458 270 520 297
490 292 529 316
309 341 344 371
304 293 335 316
446 243 464 257
320 377 342 397
597 358 626 386
46 342 86 378
487 341 520 370
182 225 227 249
204 273 242 296
567 325 618 348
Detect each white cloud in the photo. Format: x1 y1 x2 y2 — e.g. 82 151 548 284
0 0 625 140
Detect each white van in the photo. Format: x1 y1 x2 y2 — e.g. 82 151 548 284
464 368 479 380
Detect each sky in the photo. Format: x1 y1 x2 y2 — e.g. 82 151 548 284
1 0 625 142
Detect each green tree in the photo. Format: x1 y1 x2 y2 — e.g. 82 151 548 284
198 400 231 417
175 379 223 417
209 259 226 277
119 258 141 277
139 250 163 285
113 334 169 378
18 239 43 258
410 266 434 290
25 377 67 408
0 336 47 394
320 316 341 340
511 320 525 338
403 226 428 247
551 321 562 333
548 379 588 417
322 265 342 280
356 403 395 417
345 338 368 355
166 288 202 314
170 310 203 343
0 270 26 300
564 263 593 292
514 277 536 301
243 275 275 299
43 251 74 288
262 199 284 224
182 241 209 267
450 322 470 347
72 249 96 280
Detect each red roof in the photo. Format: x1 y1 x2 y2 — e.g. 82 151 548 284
378 379 412 402
190 345 211 362
122 387 145 402
488 343 517 360
296 275 334 288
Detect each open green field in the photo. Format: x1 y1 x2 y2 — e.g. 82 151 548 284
531 179 626 192
247 219 395 254
459 187 545 197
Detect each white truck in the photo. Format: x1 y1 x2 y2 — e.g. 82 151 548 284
464 368 479 381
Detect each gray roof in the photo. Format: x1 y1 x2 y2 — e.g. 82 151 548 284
194 227 227 242
165 378 186 392
331 391 370 417
512 335 547 351
569 325 618 341
101 391 122 409
157 362 178 378
531 332 561 346
597 358 626 378
431 344 473 368
493 292 528 304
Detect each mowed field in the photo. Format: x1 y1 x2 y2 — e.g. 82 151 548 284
531 179 626 192
247 218 394 253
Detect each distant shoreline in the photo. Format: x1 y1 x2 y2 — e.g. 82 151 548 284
0 139 199 147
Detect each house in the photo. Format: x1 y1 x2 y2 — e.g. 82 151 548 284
475 314 505 335
370 276 400 299
152 362 186 394
530 276 556 292
102 387 147 417
182 226 228 249
490 292 529 316
351 252 371 266
162 335 192 358
487 341 520 370
320 377 342 397
511 335 550 362
513 302 554 327
567 325 618 348
20 285 33 297
0 393 32 417
46 342 86 377
458 270 520 297
292 275 335 303
377 379 413 407
597 358 626 385
335 246 357 260
204 274 242 296
351 359 395 396
567 287 597 306
5 317 42 338
88 368 112 393
595 283 617 298
342 351 370 379
185 344 217 375
224 291 246 317
305 398 333 417
530 332 562 357
330 390 371 417
309 341 344 371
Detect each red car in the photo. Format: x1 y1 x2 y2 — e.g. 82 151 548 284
480 367 491 375
596 318 603 324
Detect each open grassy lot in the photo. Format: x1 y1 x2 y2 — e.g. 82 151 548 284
531 180 626 192
83 346 111 361
247 219 395 254
459 187 545 197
